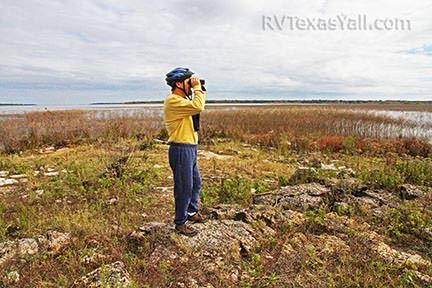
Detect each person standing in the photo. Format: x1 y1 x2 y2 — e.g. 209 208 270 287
163 67 206 236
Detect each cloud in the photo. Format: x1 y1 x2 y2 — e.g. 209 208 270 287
0 0 431 104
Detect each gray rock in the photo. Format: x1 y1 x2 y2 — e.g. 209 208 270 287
128 219 264 259
288 167 318 185
129 209 275 261
321 163 337 171
399 184 424 200
422 228 432 239
0 178 18 187
0 238 39 265
253 183 330 212
72 261 131 288
5 270 20 284
0 230 70 265
368 231 431 269
180 220 263 258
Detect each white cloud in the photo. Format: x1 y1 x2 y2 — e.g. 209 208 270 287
0 0 431 104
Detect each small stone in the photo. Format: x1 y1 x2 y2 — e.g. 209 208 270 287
321 163 337 171
17 238 39 257
6 270 20 283
0 178 18 186
44 171 59 177
289 167 317 185
82 252 108 265
35 189 44 195
47 231 71 253
71 261 131 288
399 184 423 200
423 228 432 239
39 146 56 154
107 198 118 205
0 171 9 177
9 174 27 179
155 186 171 193
230 271 239 283
414 271 432 285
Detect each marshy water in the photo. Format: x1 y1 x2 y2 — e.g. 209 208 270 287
362 109 432 142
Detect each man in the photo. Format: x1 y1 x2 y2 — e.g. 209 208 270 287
163 67 206 236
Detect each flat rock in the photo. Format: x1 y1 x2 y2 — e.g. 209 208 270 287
128 219 264 258
367 231 431 269
198 150 232 160
180 220 261 258
288 167 318 185
0 230 70 265
0 178 18 187
253 183 330 212
71 261 131 288
399 184 424 200
9 174 27 179
128 205 282 259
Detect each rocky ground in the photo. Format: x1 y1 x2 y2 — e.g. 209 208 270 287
0 139 431 287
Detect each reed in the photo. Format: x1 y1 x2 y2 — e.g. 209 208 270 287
0 106 430 156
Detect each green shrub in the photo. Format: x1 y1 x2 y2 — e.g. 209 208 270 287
218 177 252 205
358 169 404 191
343 136 355 154
335 203 353 216
383 205 432 239
395 159 432 187
278 175 289 187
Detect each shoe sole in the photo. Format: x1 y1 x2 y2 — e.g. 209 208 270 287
175 230 198 237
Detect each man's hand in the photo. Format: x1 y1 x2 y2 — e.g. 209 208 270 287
190 76 201 89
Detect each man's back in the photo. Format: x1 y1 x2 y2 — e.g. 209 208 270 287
163 90 206 145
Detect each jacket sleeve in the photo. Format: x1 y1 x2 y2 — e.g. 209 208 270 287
168 88 206 119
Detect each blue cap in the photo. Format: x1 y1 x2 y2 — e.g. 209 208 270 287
165 67 194 87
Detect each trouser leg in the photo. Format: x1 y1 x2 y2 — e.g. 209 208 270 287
187 147 201 215
169 145 194 225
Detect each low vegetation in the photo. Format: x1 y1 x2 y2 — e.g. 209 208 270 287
0 104 431 287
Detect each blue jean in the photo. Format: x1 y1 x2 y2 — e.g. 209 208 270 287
168 143 202 225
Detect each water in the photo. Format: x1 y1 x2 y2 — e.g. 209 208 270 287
0 104 163 115
0 102 321 115
358 109 432 142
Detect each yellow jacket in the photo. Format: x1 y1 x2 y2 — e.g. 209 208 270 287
163 87 206 145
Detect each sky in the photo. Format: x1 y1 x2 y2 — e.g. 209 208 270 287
0 0 431 105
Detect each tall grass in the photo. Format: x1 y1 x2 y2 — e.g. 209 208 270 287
0 110 162 153
0 106 430 156
201 106 417 139
201 107 431 156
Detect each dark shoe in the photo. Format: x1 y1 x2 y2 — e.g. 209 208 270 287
175 223 198 236
188 212 206 223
